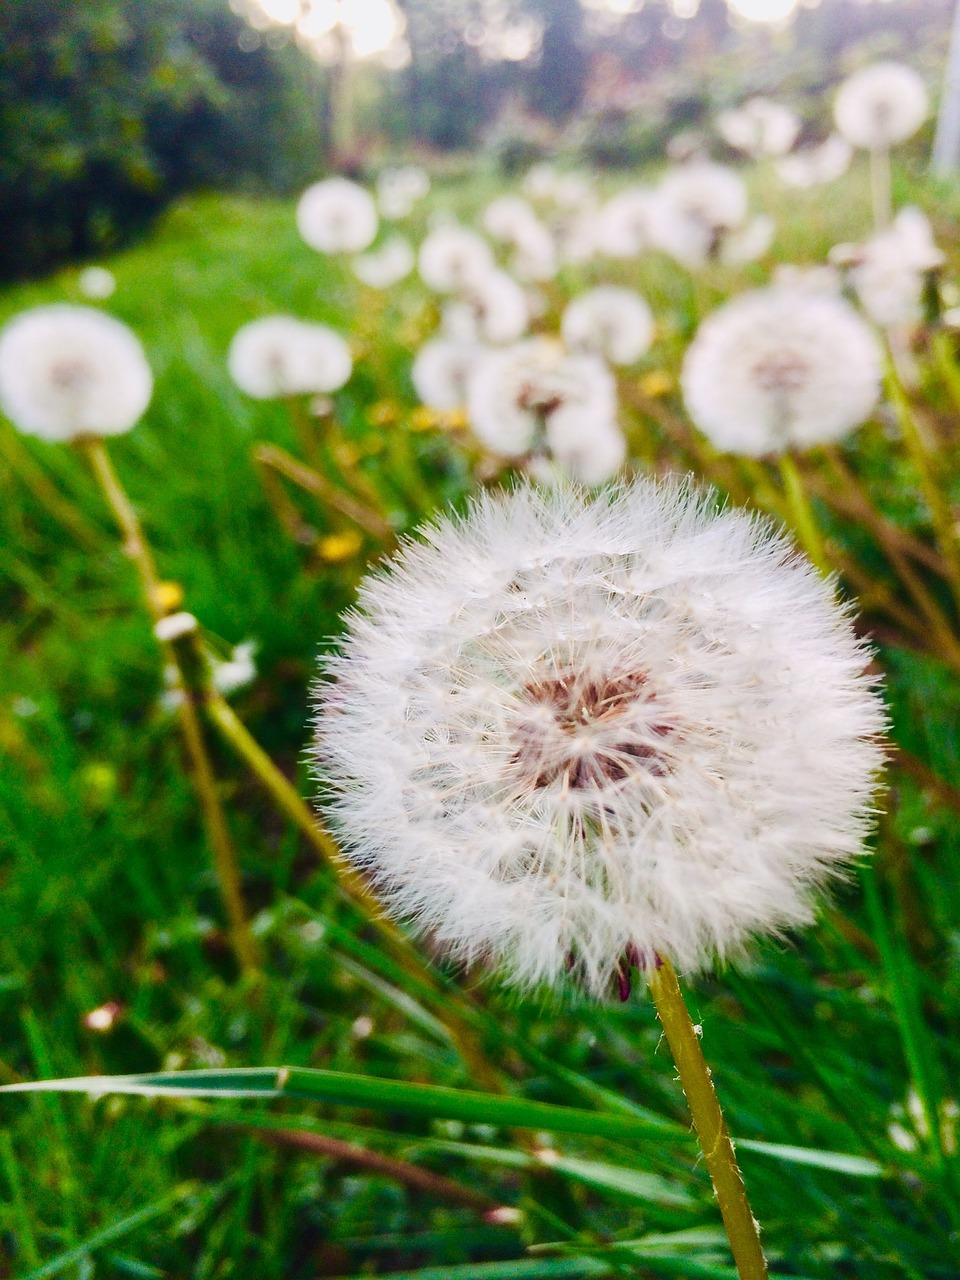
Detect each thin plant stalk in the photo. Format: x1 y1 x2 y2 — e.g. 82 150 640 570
885 361 960 617
78 438 259 976
870 146 893 230
647 956 769 1280
931 329 960 421
777 454 831 575
253 442 394 542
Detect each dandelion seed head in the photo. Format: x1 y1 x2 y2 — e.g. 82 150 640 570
442 269 530 344
648 163 749 267
0 304 152 441
465 338 617 461
227 317 352 399
297 178 378 255
412 337 486 412
313 479 885 997
596 188 655 260
562 287 655 367
77 266 117 300
681 286 882 455
834 62 928 150
418 226 496 294
352 237 415 289
716 98 801 158
776 135 853 189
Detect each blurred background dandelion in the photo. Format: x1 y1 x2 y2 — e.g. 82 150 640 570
4 0 960 1277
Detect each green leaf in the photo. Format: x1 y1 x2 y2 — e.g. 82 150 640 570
736 1138 885 1178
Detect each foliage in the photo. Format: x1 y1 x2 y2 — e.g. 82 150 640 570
0 0 324 280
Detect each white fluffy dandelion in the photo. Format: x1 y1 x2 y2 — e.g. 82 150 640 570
227 316 352 399
441 269 530 345
466 337 617 460
77 266 117 300
776 134 853 189
681 286 882 455
832 207 944 329
352 237 415 289
833 62 929 150
561 287 655 366
411 338 486 412
647 163 749 267
596 187 655 260
716 98 801 158
313 479 885 996
377 166 430 220
0 304 152 441
296 178 378 255
418 225 495 294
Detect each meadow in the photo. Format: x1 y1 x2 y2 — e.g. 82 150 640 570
2 138 960 1280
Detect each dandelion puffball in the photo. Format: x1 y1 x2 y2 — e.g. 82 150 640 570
418 226 495 294
352 237 415 289
411 338 486 412
0 304 152 441
313 479 885 996
833 62 928 150
716 98 801 158
297 178 378 255
561 287 655 366
681 286 882 455
466 337 617 460
228 316 352 399
648 163 749 267
776 135 853 189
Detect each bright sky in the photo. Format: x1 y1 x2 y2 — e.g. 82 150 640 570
248 0 806 63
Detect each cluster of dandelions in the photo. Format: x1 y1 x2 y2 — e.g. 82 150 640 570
314 479 885 999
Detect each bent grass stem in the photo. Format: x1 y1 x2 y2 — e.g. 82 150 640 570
647 957 768 1280
79 438 259 977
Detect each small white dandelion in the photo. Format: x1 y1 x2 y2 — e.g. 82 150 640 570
297 178 378 255
313 479 885 997
77 266 117 300
418 226 495 294
716 98 801 159
411 338 486 412
832 207 944 329
441 269 530 345
561 287 654 367
377 165 430 220
352 237 415 289
596 187 655 260
465 337 618 462
0 304 152 442
776 135 853 189
681 285 882 456
833 62 929 151
647 163 749 267
227 316 352 399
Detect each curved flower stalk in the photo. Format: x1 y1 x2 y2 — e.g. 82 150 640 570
313 479 886 1278
0 304 259 975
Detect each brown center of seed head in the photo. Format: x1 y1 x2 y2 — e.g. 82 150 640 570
751 348 810 394
511 667 674 791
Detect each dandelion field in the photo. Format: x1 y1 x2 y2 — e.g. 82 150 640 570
4 129 960 1280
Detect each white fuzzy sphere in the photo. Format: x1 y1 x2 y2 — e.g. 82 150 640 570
296 178 378 254
834 62 929 150
77 266 117 300
442 269 530 345
418 226 495 294
596 188 655 259
681 287 882 455
412 338 486 411
352 237 415 289
228 316 352 399
842 209 944 328
776 135 853 189
648 163 748 267
561 287 655 366
0 304 152 441
716 98 801 158
313 480 885 996
548 420 627 487
377 166 430 219
466 338 617 459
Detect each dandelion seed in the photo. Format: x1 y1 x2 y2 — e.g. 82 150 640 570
561 287 655 367
0 304 152 441
834 62 928 151
297 178 378 255
227 317 352 399
313 480 885 997
681 285 882 455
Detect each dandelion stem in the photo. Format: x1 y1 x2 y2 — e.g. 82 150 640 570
870 146 893 230
647 957 768 1280
253 442 394 542
79 438 259 977
885 359 960 617
777 454 830 575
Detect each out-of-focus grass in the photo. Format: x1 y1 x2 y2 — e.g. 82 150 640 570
1 156 959 1279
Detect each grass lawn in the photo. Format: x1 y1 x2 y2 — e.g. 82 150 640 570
1 164 960 1278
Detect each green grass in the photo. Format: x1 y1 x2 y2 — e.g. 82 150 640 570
2 160 960 1279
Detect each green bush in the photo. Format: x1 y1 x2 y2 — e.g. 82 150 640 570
0 0 325 280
